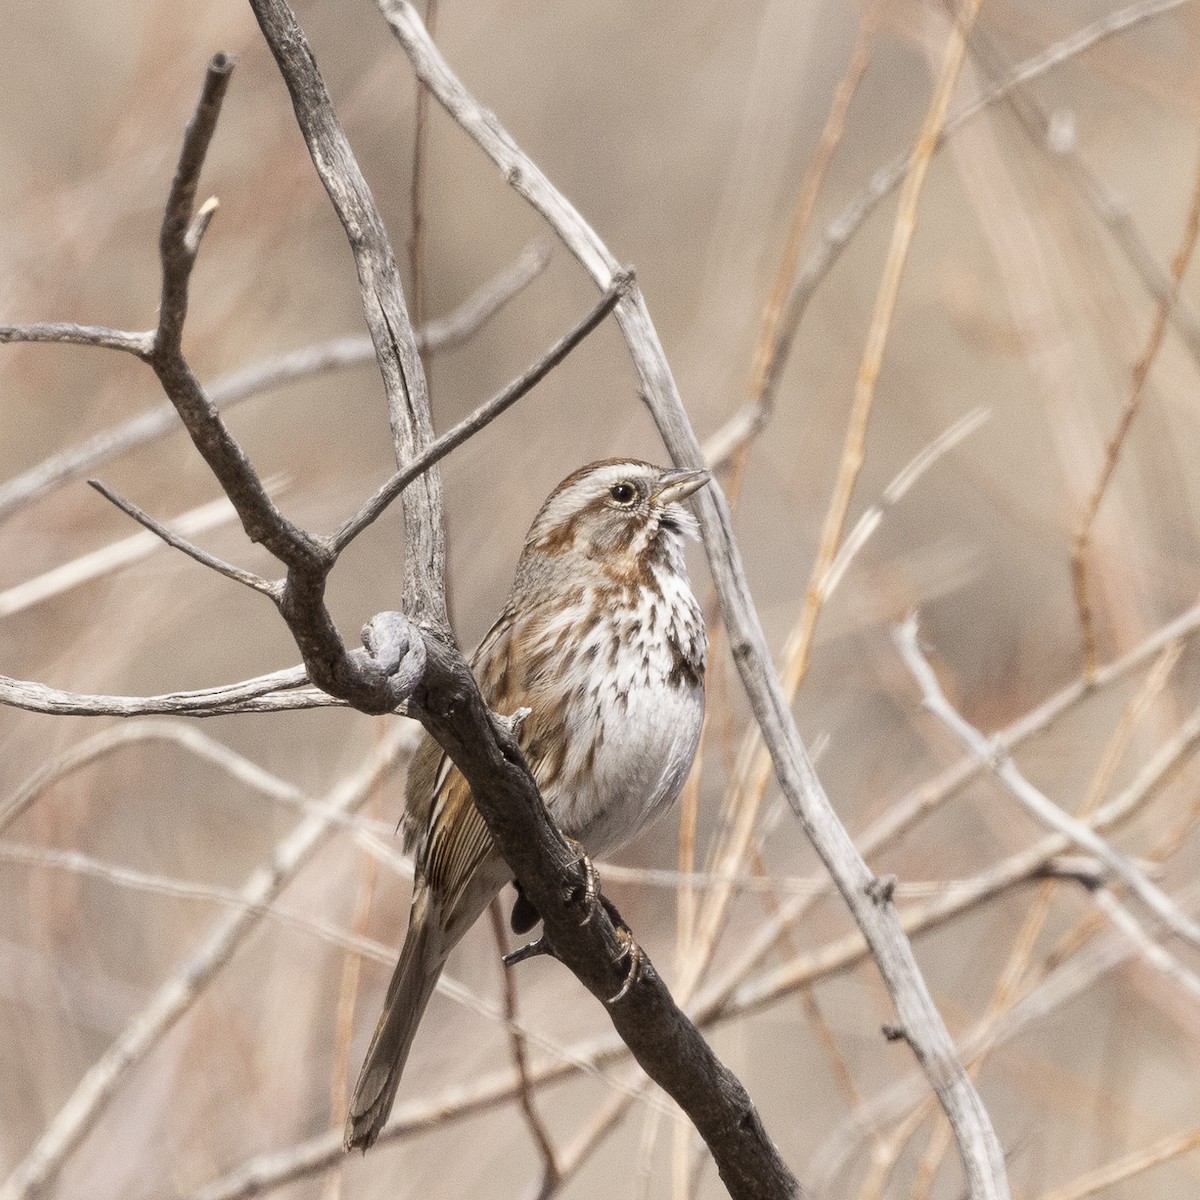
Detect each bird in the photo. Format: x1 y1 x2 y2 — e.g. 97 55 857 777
345 458 709 1152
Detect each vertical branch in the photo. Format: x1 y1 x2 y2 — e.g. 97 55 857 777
247 0 447 629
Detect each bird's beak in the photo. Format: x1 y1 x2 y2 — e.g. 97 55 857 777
652 467 711 505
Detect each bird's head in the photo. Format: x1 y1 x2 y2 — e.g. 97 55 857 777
522 459 709 577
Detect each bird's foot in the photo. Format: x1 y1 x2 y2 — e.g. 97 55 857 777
564 836 600 926
606 926 644 1005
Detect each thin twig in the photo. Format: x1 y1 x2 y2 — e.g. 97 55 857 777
0 667 338 721
329 270 630 554
87 479 275 595
0 324 152 356
0 493 272 618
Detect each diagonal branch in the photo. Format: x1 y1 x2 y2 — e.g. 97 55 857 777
330 270 630 553
376 3 1009 1196
247 0 446 627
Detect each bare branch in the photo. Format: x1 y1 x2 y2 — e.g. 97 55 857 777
156 54 235 355
0 323 152 356
0 665 337 721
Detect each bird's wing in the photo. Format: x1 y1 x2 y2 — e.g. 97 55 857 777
420 767 502 913
401 606 523 896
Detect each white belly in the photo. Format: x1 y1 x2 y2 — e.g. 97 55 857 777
534 570 706 857
553 674 704 856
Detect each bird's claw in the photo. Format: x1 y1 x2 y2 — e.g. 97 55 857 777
606 926 643 1005
565 836 600 926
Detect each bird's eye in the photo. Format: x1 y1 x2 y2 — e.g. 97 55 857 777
609 482 637 505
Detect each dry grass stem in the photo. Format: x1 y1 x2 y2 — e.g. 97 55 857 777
1033 1123 1200 1200
488 901 561 1195
1071 140 1200 678
791 0 983 688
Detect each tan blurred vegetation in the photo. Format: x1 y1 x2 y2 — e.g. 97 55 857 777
2 1 1200 1198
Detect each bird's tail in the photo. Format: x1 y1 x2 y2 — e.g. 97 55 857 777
345 886 449 1152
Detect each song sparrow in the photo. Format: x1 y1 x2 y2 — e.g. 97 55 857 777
345 458 709 1151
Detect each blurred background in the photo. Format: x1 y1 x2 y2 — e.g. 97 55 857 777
2 0 1200 1197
